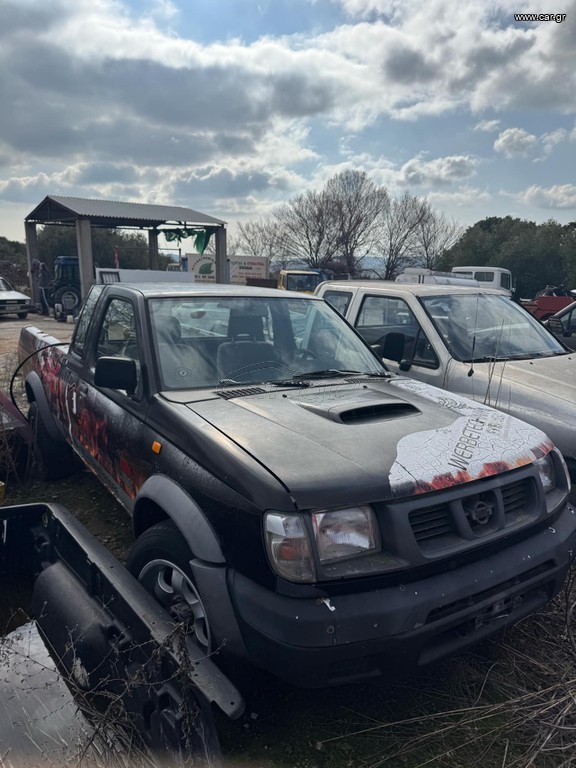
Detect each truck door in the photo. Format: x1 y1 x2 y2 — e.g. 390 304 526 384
353 293 441 379
71 295 153 508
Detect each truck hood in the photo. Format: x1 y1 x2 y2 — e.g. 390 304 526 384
442 353 576 460
474 353 576 405
186 379 551 509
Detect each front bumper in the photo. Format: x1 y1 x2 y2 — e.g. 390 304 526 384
0 301 31 315
231 504 576 687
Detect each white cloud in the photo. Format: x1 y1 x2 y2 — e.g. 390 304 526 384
426 186 492 208
540 128 569 155
519 184 576 209
474 119 501 132
399 154 479 186
494 128 538 157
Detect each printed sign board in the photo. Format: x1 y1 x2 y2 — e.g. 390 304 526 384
186 254 269 284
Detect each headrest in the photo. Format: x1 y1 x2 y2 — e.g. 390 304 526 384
227 311 264 341
156 315 181 342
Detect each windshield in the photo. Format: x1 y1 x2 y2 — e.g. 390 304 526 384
149 295 384 389
420 293 567 362
286 273 319 292
0 278 13 291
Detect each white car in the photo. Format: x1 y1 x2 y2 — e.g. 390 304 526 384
317 280 576 480
0 277 32 319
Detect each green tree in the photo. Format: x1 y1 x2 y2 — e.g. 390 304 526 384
440 216 575 298
0 236 27 264
0 236 28 290
36 226 151 272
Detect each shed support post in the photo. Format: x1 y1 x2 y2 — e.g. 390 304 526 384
215 227 228 284
25 222 40 307
148 230 159 270
75 219 94 300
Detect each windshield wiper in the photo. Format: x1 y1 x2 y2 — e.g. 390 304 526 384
268 379 313 387
268 370 392 386
461 355 509 363
288 369 392 381
218 378 267 386
288 369 362 380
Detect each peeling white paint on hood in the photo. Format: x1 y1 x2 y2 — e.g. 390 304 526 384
389 378 552 495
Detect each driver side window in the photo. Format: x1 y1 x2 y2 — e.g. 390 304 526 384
356 294 438 368
96 299 142 392
563 308 576 333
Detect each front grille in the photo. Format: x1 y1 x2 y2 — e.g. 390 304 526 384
409 504 454 543
502 479 531 522
403 472 540 558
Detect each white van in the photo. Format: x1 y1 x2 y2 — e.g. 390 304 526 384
395 267 479 287
451 266 513 294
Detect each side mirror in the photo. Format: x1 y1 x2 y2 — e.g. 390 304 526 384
546 316 564 335
381 332 406 364
398 358 412 372
95 356 137 394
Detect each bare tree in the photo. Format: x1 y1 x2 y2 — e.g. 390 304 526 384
414 203 464 269
373 193 428 279
235 219 288 265
273 189 338 268
325 170 389 276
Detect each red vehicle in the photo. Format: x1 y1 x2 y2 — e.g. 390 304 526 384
520 286 575 321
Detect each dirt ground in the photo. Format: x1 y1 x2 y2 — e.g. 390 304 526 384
0 312 75 355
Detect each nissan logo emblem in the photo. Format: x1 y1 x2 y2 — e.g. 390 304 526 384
467 500 494 526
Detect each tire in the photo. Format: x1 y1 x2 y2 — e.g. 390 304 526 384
53 285 81 314
28 402 75 481
17 312 28 320
127 521 212 653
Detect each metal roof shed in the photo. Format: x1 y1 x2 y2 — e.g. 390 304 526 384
25 196 228 302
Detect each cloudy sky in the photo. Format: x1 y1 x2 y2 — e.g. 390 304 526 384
1 0 575 246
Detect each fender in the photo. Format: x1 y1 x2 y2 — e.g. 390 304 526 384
133 474 225 564
25 371 65 443
133 474 248 658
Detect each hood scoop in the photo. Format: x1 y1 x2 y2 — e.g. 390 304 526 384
296 397 420 424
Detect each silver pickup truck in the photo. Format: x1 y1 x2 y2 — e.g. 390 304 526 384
316 280 576 480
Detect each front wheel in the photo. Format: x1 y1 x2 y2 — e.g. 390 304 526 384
17 312 28 319
127 521 212 653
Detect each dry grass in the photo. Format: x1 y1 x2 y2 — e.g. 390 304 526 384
310 571 576 768
0 350 28 486
0 615 219 768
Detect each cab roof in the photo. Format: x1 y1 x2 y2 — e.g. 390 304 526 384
319 280 507 297
104 282 322 299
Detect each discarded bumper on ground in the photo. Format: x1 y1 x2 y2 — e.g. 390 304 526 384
0 502 244 766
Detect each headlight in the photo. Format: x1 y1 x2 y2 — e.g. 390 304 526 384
264 506 380 583
534 452 557 493
311 506 378 563
264 513 315 582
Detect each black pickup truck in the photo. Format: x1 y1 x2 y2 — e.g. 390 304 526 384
19 282 576 688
